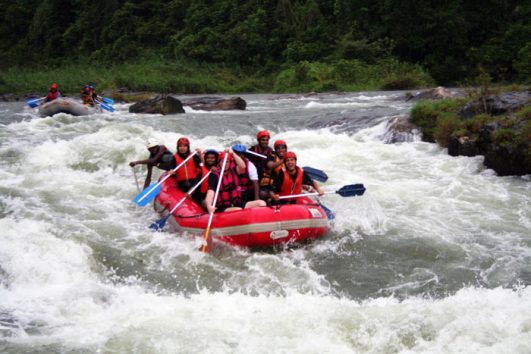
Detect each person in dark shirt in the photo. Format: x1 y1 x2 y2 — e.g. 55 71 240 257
129 138 176 189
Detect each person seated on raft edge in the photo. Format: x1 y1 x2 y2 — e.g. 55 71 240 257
196 148 220 210
129 138 177 190
248 130 274 181
232 146 261 204
259 139 288 202
169 137 202 199
204 147 266 214
81 84 98 106
269 151 324 205
44 82 62 102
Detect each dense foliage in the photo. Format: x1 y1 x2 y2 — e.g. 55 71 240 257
0 0 529 92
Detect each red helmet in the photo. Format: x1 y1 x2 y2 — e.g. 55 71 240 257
284 151 297 161
274 140 287 149
51 83 58 89
218 151 233 162
177 137 190 146
256 130 270 140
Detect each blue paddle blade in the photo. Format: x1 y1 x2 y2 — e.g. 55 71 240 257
320 203 335 220
303 166 328 182
336 184 366 197
99 101 115 112
26 98 42 108
232 144 247 153
150 214 170 231
102 97 115 104
134 183 161 206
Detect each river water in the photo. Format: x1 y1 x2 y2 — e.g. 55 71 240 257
0 92 530 353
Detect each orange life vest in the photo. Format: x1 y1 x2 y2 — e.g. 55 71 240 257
173 153 199 183
279 167 303 200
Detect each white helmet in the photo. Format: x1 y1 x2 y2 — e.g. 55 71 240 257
146 138 159 149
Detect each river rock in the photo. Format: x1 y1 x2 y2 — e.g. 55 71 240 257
406 86 452 101
181 96 246 111
129 94 185 115
458 91 531 119
448 136 481 156
383 117 420 143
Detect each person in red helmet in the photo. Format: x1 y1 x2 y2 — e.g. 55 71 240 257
129 138 176 190
44 83 62 102
249 130 274 180
171 137 202 193
259 139 288 200
269 151 324 204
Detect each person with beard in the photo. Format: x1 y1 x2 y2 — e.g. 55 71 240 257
249 130 274 180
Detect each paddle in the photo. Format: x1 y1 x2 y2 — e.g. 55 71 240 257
95 98 115 112
150 171 212 231
278 183 366 199
302 166 328 183
132 166 141 193
200 153 229 253
102 97 114 104
319 203 335 220
26 97 45 108
133 151 198 207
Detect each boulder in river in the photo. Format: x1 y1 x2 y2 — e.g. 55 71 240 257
181 96 246 111
458 91 531 119
129 94 185 115
406 86 453 101
383 117 420 143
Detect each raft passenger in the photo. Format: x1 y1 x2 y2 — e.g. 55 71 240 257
171 137 202 193
205 147 266 213
129 138 176 190
269 151 324 205
249 130 274 180
44 83 62 102
259 139 288 201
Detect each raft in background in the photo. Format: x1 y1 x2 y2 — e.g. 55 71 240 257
153 178 329 247
38 97 101 117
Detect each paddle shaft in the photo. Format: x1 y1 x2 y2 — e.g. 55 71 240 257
137 151 197 204
166 171 211 216
278 191 333 199
201 153 229 252
245 150 267 159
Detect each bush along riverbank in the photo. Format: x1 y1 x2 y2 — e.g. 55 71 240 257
0 58 434 100
410 90 531 176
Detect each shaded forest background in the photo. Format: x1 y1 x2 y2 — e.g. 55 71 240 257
0 0 529 93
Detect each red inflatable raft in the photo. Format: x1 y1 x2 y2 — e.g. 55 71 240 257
153 178 329 247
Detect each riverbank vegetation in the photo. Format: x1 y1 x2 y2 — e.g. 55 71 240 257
0 0 529 94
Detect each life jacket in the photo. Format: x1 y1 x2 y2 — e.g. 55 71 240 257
214 168 242 209
81 92 94 106
279 167 303 200
199 165 210 194
249 145 273 177
173 153 200 183
236 158 253 193
156 149 176 171
260 153 284 187
46 90 60 101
